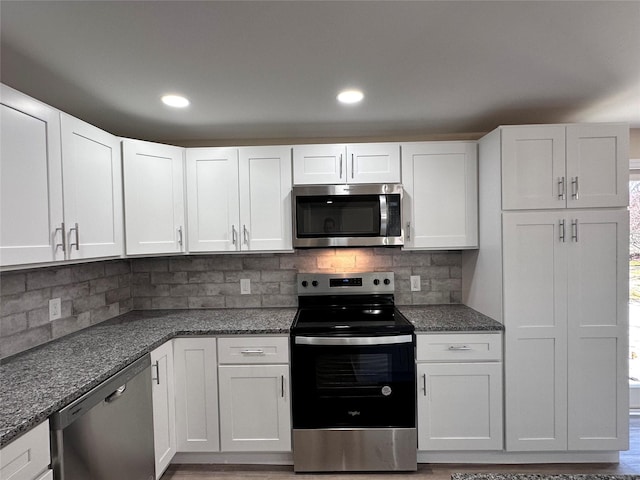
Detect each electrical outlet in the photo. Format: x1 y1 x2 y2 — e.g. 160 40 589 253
410 275 421 292
240 278 251 295
49 298 62 321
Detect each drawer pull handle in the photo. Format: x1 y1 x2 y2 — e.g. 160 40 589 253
448 345 471 351
240 349 265 355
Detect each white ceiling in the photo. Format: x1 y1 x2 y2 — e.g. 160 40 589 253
1 1 639 145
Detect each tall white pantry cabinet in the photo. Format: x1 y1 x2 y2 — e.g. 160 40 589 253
463 123 629 453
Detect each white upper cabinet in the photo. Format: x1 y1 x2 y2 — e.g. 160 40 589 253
293 143 400 185
122 139 186 255
60 114 123 260
565 124 629 208
402 141 478 250
186 146 292 252
238 146 292 251
1 85 64 266
186 147 240 252
501 124 628 210
1 85 122 267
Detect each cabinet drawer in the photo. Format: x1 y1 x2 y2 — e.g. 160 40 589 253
218 336 289 364
0 420 50 480
417 333 502 361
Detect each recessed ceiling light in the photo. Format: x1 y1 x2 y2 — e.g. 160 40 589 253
337 89 364 105
161 94 190 108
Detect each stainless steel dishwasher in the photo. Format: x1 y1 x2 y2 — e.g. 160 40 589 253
50 354 155 480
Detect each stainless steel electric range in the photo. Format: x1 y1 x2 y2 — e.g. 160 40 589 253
290 272 417 472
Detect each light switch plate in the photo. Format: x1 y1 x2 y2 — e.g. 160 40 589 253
240 279 251 295
410 275 421 292
49 298 62 321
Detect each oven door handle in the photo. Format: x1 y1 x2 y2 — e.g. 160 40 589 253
294 335 413 346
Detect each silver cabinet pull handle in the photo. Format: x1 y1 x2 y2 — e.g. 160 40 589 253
351 153 355 179
55 222 67 253
151 361 160 385
281 375 285 398
571 177 579 200
448 345 471 351
69 223 80 250
558 177 566 200
178 226 183 246
422 373 427 397
339 154 343 179
572 219 579 242
559 219 566 243
232 225 237 245
243 224 249 245
406 221 411 241
240 349 265 355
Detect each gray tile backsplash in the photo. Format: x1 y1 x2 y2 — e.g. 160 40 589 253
0 249 461 359
1 260 132 359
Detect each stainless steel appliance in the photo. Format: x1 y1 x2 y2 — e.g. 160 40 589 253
292 183 403 248
290 272 416 472
50 355 155 480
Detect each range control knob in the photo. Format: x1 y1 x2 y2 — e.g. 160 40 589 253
301 280 308 288
384 278 391 285
312 280 319 287
373 279 380 285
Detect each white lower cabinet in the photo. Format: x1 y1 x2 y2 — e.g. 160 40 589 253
150 341 176 479
173 338 220 452
0 420 51 480
416 333 503 451
217 336 291 452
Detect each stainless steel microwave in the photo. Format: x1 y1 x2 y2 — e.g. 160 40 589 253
292 184 403 248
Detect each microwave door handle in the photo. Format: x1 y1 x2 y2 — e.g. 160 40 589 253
379 195 388 236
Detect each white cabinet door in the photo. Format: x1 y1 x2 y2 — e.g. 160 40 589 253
122 139 186 255
502 211 568 451
0 420 50 480
186 147 240 252
238 146 292 251
0 85 64 266
566 124 628 208
417 362 502 451
402 142 477 249
347 143 400 184
293 144 345 184
150 341 176 479
567 209 628 450
501 125 566 210
218 364 291 452
173 338 219 452
60 114 123 260
293 143 400 185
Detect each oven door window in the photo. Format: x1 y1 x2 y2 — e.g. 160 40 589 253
295 195 381 237
316 352 391 390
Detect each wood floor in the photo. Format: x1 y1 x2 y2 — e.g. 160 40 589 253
161 416 640 479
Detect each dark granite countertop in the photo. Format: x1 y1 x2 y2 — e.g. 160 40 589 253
400 304 503 332
0 304 500 447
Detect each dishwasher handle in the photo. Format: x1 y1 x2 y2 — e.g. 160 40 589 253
105 385 127 403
